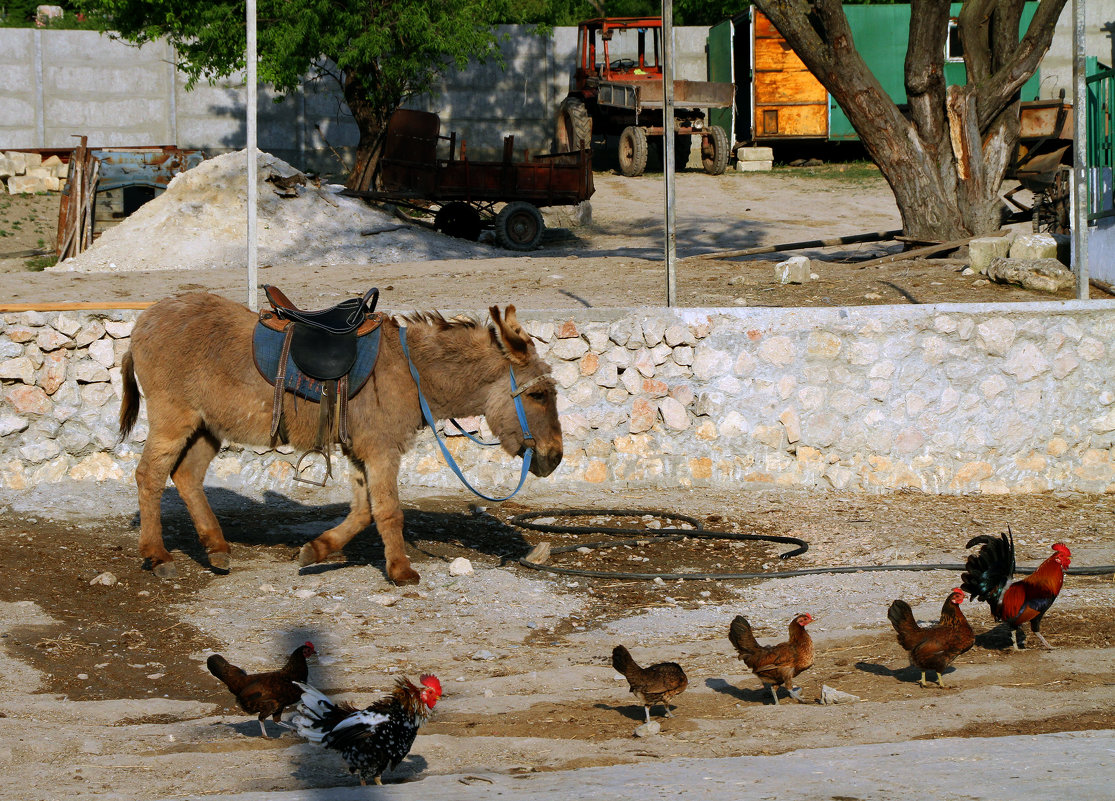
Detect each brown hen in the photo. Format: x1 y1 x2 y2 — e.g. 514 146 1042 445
611 644 688 723
728 613 814 705
888 587 974 688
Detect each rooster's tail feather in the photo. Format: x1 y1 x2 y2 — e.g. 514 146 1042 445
285 681 337 742
961 530 1015 613
612 645 639 678
728 615 760 657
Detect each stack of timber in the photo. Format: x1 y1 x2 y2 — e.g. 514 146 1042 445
56 136 101 260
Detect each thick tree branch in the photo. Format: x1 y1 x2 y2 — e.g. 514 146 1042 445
974 0 1067 129
905 0 950 144
958 0 996 84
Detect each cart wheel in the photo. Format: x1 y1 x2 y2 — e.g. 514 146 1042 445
1033 167 1071 235
556 97 592 153
495 202 544 251
702 126 730 176
434 202 482 241
618 126 648 177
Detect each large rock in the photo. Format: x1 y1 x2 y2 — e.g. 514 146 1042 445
1009 233 1059 261
987 257 1074 293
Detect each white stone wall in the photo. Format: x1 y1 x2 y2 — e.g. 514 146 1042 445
2 303 1115 495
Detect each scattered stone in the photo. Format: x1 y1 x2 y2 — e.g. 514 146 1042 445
449 557 474 576
89 571 117 586
293 588 317 599
370 593 400 607
821 685 861 705
634 720 661 737
968 235 1012 274
471 649 497 661
775 256 811 284
523 542 551 565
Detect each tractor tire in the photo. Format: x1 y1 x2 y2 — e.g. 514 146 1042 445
495 201 544 251
618 126 649 177
555 97 592 153
434 202 482 241
702 125 730 176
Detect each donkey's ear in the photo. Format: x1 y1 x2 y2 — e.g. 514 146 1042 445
490 304 531 363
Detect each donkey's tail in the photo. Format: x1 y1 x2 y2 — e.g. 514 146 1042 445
119 350 140 441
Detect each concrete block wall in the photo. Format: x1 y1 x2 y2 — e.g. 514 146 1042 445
2 302 1115 497
0 25 713 169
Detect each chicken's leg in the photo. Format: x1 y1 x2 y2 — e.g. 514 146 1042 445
1033 631 1054 649
764 683 779 705
643 705 651 723
787 685 805 702
663 705 674 718
257 718 271 739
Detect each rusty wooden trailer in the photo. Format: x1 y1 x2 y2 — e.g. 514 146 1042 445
345 110 594 251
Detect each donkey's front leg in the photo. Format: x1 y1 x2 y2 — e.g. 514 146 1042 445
298 459 373 569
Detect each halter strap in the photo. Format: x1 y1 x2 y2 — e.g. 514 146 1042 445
399 325 534 502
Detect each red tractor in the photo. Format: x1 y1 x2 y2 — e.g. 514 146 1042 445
555 17 735 177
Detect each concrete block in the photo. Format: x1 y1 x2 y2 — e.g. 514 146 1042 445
22 151 42 170
776 255 811 284
4 151 28 174
735 159 773 172
7 175 53 194
0 153 14 180
737 146 774 161
968 235 1012 274
1010 233 1058 260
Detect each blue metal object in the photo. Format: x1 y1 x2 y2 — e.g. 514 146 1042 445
399 325 535 502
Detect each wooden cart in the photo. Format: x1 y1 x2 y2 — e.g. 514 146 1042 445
344 110 594 251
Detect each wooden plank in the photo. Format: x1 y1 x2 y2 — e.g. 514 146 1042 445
0 302 156 312
753 38 808 72
754 72 828 103
752 11 783 38
688 229 904 261
755 104 828 137
854 229 1007 269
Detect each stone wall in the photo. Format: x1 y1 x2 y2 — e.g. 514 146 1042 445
2 302 1115 495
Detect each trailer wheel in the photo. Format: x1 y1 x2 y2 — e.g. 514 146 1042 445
556 97 592 153
496 201 544 251
434 202 482 241
702 126 730 176
618 126 648 177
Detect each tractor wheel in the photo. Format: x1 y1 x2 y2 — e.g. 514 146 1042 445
495 201 544 251
702 125 730 176
434 202 482 241
618 126 649 177
555 97 592 153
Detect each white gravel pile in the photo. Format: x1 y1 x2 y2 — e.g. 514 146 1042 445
50 149 489 273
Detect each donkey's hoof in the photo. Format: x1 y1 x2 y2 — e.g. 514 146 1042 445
297 544 319 567
153 561 177 579
388 566 420 586
209 552 231 573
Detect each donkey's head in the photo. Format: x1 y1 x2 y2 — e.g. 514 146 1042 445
485 305 563 477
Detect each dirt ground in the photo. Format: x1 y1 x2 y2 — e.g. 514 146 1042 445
1 166 1113 799
0 483 1112 799
0 165 1088 309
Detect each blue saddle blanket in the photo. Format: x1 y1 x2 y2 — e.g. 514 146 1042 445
252 323 382 402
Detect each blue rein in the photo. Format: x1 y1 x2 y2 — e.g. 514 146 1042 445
399 325 535 502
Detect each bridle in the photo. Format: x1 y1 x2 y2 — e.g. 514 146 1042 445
399 324 543 502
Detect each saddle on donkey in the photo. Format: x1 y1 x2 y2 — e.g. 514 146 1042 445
253 285 383 484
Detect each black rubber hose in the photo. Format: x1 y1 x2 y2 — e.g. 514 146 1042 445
510 508 1115 582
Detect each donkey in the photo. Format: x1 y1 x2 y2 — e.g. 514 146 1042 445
118 291 562 584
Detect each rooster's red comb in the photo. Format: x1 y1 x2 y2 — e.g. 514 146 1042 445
419 674 442 696
1052 543 1071 556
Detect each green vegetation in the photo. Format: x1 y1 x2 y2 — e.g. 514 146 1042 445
25 254 57 271
776 161 883 184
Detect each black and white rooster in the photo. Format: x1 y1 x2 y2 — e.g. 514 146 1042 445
285 675 442 785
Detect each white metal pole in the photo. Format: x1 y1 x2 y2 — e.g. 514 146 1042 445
1071 0 1088 299
662 0 677 306
246 0 259 311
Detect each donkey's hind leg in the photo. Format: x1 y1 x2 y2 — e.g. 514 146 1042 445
135 404 202 578
171 428 229 572
298 457 374 569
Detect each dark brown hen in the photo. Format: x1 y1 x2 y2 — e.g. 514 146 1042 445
611 644 688 723
888 588 975 687
207 641 316 737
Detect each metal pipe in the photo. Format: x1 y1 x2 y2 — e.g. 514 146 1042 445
1071 0 1088 299
247 0 259 311
662 0 677 306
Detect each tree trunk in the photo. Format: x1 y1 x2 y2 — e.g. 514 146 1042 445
342 71 392 192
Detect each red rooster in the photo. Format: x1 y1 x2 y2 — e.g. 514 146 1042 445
961 530 1071 650
887 588 975 688
728 613 814 705
286 675 441 786
207 641 316 738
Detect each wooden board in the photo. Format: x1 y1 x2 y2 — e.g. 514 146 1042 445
754 71 828 104
755 104 828 138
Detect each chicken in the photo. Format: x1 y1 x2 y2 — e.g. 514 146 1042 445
206 641 316 738
286 675 441 786
887 588 975 688
961 530 1071 649
728 613 814 705
611 644 688 723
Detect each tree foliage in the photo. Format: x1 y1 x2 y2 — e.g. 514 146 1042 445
77 0 512 185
